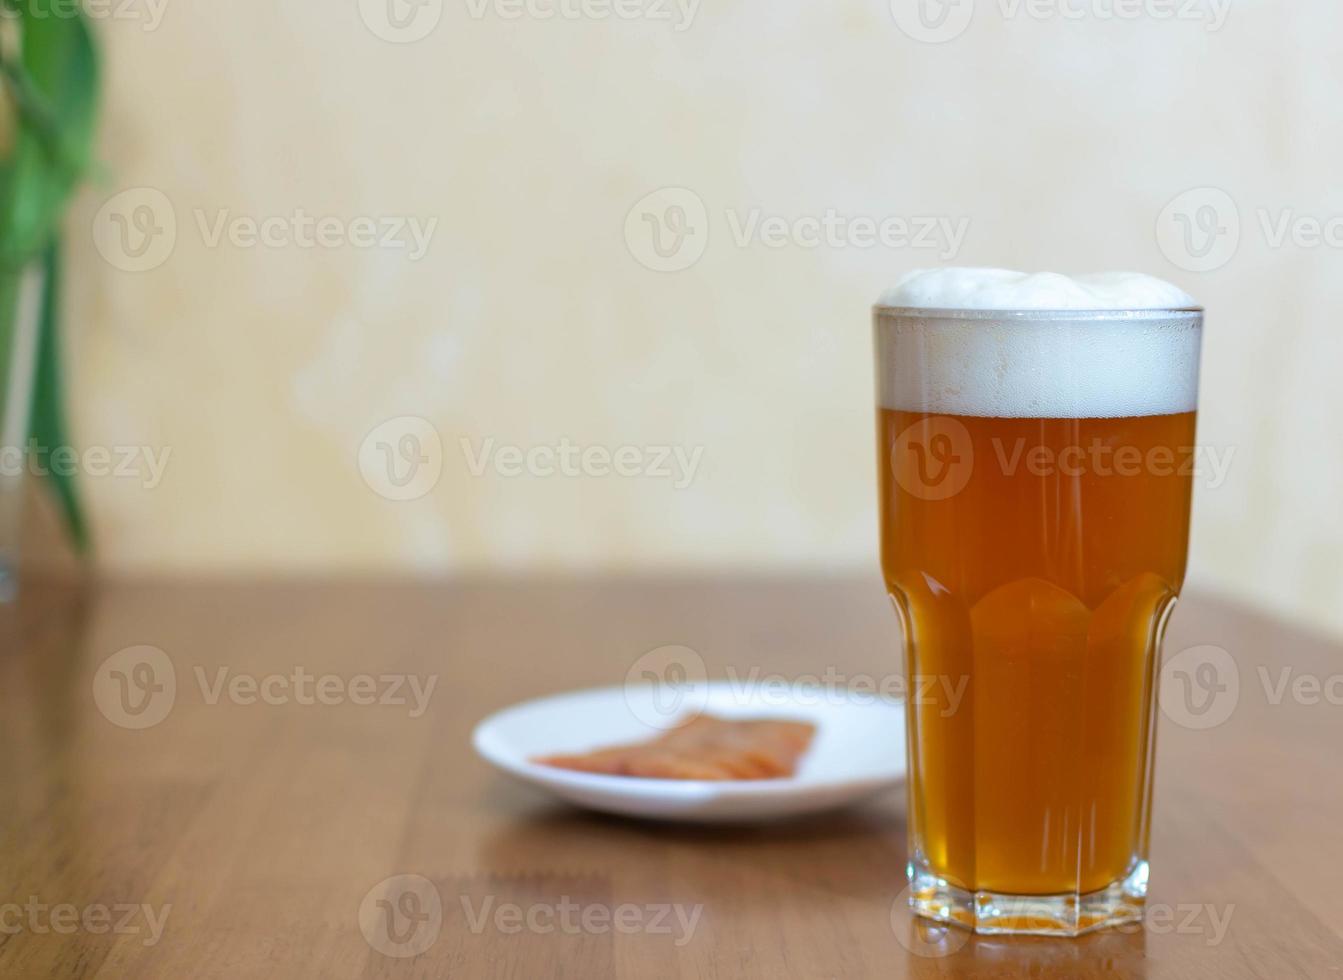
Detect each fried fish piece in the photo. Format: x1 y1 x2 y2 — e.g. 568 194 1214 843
534 713 816 780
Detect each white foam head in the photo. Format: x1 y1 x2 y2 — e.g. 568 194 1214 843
878 267 1197 311
875 268 1202 419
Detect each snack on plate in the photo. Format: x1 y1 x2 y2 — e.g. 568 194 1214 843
534 713 816 780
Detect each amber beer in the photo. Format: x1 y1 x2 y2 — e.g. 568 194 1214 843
875 304 1202 935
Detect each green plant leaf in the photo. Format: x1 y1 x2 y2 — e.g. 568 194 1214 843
30 237 86 551
0 3 99 268
0 4 99 551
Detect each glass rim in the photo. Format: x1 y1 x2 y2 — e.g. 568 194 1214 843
872 305 1203 321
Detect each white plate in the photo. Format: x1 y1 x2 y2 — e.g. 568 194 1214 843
472 683 906 822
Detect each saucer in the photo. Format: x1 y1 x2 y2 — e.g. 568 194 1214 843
472 682 906 822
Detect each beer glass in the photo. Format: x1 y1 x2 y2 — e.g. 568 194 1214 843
875 303 1202 935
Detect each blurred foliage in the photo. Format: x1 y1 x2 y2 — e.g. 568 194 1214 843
0 0 98 551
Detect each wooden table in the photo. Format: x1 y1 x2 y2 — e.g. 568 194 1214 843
1 576 1340 978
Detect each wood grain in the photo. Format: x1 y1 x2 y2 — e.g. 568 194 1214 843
0 576 1339 978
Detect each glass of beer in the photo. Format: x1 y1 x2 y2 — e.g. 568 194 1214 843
875 272 1202 935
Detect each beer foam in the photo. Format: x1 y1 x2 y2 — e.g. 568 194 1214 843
878 267 1197 311
875 269 1201 418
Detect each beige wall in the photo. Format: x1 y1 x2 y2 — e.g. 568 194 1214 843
54 0 1343 636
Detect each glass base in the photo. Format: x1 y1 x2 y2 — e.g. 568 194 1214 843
908 860 1148 937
